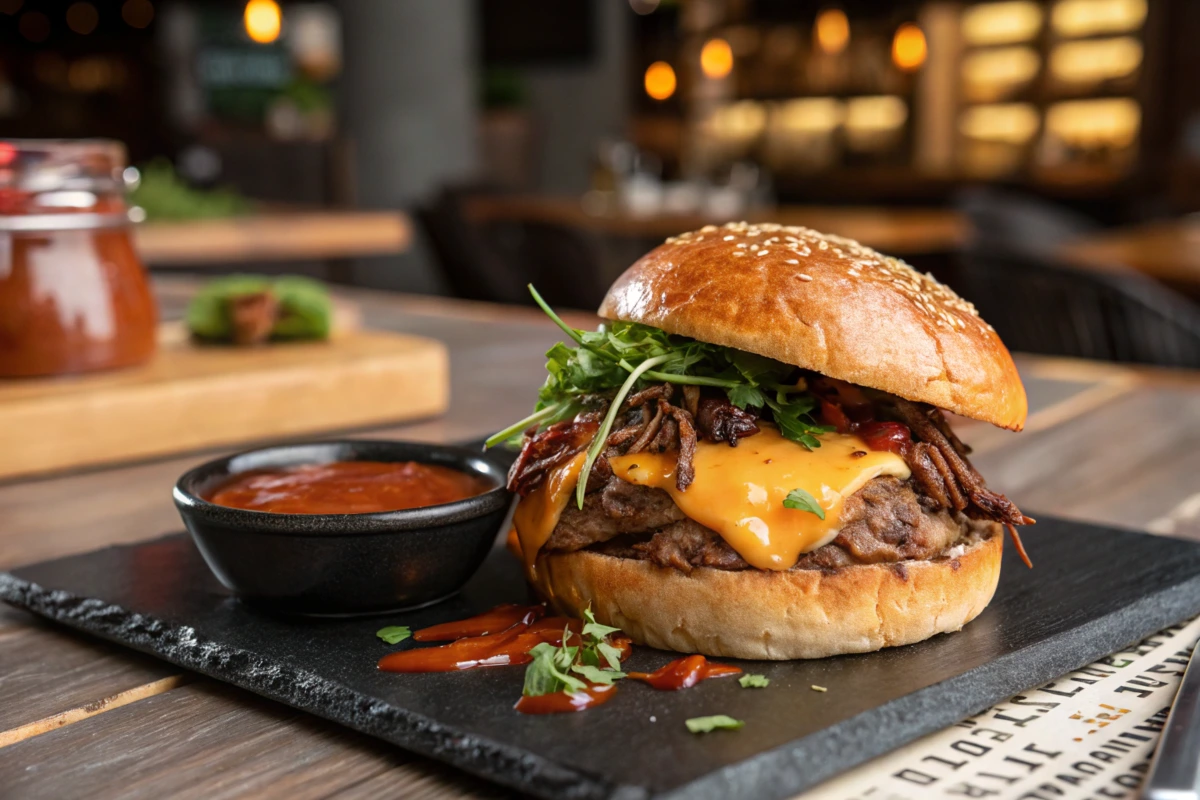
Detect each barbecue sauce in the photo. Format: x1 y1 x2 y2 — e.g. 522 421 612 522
207 461 492 514
514 684 616 715
627 655 742 690
413 604 544 642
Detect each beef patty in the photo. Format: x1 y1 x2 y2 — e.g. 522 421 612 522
543 475 973 573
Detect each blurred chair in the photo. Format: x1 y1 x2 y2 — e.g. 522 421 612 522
416 186 609 309
957 250 1200 368
957 187 1100 258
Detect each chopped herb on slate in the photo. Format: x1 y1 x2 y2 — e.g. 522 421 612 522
811 684 828 692
376 626 411 645
686 715 745 734
739 674 770 688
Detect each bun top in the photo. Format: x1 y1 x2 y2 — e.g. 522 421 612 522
599 222 1027 430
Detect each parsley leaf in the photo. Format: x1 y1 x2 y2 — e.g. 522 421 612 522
571 663 625 685
783 488 826 519
376 626 411 645
521 607 627 696
523 642 587 696
685 715 745 733
739 674 770 689
581 607 620 640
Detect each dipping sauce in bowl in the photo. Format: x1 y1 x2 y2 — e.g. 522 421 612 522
207 461 493 515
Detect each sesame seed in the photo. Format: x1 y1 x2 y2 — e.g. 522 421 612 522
723 235 735 241
798 273 813 281
757 250 768 256
785 259 799 265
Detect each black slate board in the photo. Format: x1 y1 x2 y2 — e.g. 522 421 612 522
4 518 1200 800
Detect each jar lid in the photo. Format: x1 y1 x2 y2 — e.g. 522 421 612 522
0 210 133 232
0 139 128 195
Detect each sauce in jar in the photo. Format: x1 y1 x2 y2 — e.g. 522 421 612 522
207 461 494 514
0 140 157 378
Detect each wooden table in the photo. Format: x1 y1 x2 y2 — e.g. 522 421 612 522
464 195 969 255
1060 217 1200 293
3 281 1200 799
134 210 412 267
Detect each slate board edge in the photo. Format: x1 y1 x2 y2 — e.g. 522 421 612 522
663 573 1200 800
0 571 632 800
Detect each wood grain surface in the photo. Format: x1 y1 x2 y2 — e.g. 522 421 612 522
1060 218 1200 288
1 278 1199 800
134 210 412 266
0 326 449 481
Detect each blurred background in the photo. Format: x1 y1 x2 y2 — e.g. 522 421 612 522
3 0 1200 367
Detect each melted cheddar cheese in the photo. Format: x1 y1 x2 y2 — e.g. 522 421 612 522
512 452 585 579
511 425 911 573
609 425 910 570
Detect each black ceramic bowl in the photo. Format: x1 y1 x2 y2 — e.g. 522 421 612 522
173 440 513 616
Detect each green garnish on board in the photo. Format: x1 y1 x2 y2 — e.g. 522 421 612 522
485 285 833 508
521 607 625 697
685 715 745 733
186 274 332 344
376 626 411 645
739 674 770 689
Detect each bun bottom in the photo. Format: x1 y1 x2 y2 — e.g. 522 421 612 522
535 524 1002 660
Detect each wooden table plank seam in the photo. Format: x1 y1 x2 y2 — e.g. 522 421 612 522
0 674 191 749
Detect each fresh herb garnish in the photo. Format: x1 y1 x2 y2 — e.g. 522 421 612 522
521 607 626 697
485 285 832 508
783 488 826 519
685 715 745 733
739 674 770 689
376 626 411 645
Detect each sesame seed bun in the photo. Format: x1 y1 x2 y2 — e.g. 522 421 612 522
537 522 1003 660
598 222 1027 430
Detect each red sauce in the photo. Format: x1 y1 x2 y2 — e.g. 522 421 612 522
514 684 617 714
378 613 589 673
858 421 913 456
627 655 742 690
413 604 545 642
207 460 493 514
0 142 157 378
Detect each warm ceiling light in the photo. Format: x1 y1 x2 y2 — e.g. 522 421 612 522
892 23 927 72
773 98 843 133
814 9 850 55
244 0 281 44
121 0 153 29
1052 0 1147 37
1051 37 1142 84
962 2 1043 46
963 47 1041 100
845 96 908 132
1046 98 1140 148
66 2 98 35
700 38 734 80
644 61 676 101
960 103 1040 143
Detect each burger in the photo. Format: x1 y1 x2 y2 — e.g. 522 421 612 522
487 222 1032 660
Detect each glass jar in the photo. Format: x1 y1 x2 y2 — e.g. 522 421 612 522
0 139 157 378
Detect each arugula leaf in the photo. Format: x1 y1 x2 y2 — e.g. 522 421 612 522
376 626 411 645
486 285 835 461
783 488 826 519
685 715 745 733
739 674 770 689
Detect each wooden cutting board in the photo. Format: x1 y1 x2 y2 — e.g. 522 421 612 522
0 324 449 480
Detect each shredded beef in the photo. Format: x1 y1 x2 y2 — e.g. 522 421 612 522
694 396 759 445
